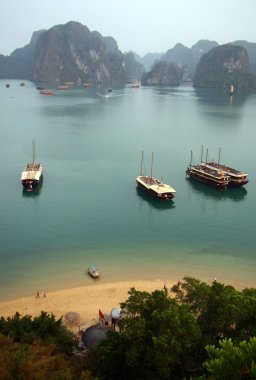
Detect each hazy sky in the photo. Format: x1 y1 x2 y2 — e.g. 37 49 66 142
1 0 255 57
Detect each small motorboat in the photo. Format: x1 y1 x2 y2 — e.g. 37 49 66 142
88 265 100 278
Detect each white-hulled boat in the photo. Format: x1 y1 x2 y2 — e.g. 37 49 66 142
136 151 176 200
88 265 100 278
21 141 43 192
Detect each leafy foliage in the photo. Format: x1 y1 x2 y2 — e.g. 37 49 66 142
199 338 256 379
171 277 256 346
95 288 201 379
0 311 76 353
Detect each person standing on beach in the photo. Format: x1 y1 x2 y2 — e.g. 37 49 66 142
36 291 40 299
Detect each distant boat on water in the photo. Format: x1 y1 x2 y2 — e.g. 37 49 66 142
83 83 93 87
229 84 234 96
65 82 74 87
132 80 141 88
6 84 10 88
136 151 176 200
56 85 69 90
40 89 53 96
21 141 43 192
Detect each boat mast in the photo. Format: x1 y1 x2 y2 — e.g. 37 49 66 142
190 150 193 169
201 144 204 163
140 150 144 175
206 148 208 164
218 147 221 167
32 140 36 164
150 152 153 179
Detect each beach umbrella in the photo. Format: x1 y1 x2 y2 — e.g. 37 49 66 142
64 311 80 327
81 324 110 350
110 308 121 319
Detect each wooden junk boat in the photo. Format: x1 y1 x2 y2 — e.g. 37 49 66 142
21 141 43 192
203 149 248 187
136 151 176 200
88 265 100 278
186 147 248 190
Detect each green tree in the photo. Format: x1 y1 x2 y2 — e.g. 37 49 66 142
95 288 201 380
0 311 76 353
171 277 256 346
198 338 256 379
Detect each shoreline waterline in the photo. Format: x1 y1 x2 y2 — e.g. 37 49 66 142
1 241 255 302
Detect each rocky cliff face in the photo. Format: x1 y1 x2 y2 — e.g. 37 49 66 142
231 40 256 73
123 53 144 83
193 44 256 90
32 22 125 85
142 61 181 85
160 40 218 79
0 21 141 85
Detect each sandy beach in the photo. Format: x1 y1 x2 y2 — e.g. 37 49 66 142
0 280 172 331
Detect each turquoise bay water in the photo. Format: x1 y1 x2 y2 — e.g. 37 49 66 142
0 80 255 300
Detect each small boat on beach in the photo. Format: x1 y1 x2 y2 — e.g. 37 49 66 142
21 141 43 192
88 265 100 278
136 151 176 200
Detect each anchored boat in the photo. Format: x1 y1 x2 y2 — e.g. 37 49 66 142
204 148 248 187
186 148 230 190
132 80 141 88
21 141 43 192
88 265 100 278
136 151 176 200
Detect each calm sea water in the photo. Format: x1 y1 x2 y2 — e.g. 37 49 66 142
0 80 255 300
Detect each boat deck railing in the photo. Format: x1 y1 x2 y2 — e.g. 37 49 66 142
206 162 246 176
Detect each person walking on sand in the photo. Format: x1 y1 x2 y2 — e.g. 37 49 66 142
36 291 40 299
43 290 46 298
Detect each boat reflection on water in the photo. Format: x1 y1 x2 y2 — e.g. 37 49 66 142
186 178 247 202
136 187 175 210
22 181 43 197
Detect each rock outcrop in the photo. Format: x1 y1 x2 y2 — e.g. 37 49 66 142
142 61 181 85
160 40 218 79
123 52 144 83
32 22 125 85
0 21 142 85
193 44 256 90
